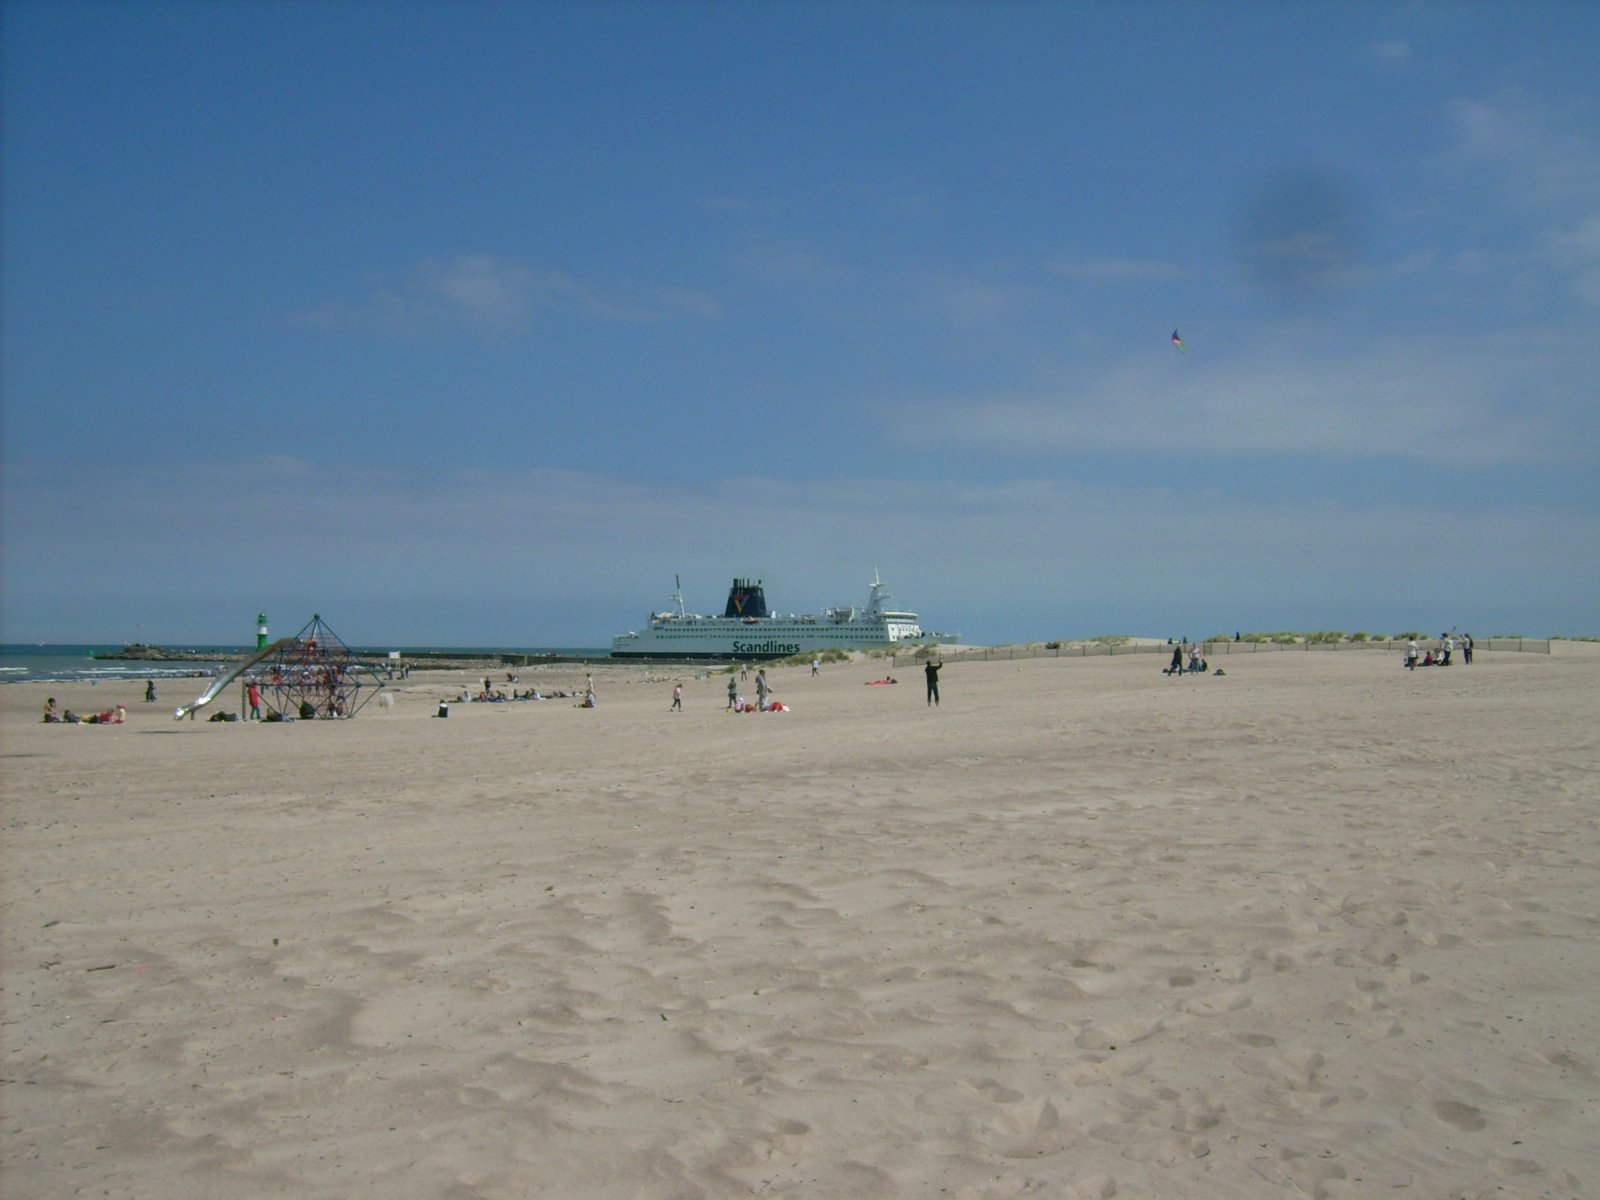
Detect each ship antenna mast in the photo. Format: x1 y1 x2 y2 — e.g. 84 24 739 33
673 575 686 618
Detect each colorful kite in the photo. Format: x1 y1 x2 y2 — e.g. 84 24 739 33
1170 329 1185 353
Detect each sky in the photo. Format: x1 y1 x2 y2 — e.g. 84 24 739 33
3 0 1598 647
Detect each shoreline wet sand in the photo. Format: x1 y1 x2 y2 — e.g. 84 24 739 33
5 648 1597 1198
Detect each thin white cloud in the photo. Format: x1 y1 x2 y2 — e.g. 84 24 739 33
881 330 1597 468
1544 210 1600 304
1372 40 1409 63
291 254 722 335
1048 257 1184 282
732 240 854 284
1443 95 1600 307
929 280 1029 324
1446 94 1600 208
698 191 784 216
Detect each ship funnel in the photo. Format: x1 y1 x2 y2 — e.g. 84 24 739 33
723 578 771 619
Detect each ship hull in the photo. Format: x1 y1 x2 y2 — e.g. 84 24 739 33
609 573 957 660
611 622 945 660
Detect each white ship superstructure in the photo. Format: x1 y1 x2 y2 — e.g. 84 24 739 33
611 572 957 659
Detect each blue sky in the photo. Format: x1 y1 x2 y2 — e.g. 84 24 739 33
4 0 1597 646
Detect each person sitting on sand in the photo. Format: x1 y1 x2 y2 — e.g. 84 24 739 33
577 689 597 708
43 697 60 723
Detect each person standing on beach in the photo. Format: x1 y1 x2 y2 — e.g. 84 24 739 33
1405 639 1420 670
1462 632 1474 664
1169 644 1184 676
246 682 262 720
925 657 943 706
671 684 683 711
755 669 770 711
145 679 157 703
727 675 739 711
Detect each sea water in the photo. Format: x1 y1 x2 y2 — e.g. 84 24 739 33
0 644 610 685
0 644 235 685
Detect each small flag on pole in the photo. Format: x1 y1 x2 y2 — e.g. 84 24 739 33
1170 329 1185 353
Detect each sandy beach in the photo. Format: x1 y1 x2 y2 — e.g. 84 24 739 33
4 646 1597 1199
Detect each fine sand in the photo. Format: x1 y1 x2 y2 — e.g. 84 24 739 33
4 648 1597 1199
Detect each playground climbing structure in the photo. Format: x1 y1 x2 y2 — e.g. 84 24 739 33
175 613 386 719
251 614 386 718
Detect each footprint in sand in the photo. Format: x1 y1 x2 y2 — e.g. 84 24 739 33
1073 1016 1167 1050
748 1117 811 1158
985 1096 1077 1159
1178 988 1252 1016
968 1079 1025 1104
1434 1099 1487 1131
1058 1174 1118 1199
1249 1152 1347 1197
1543 1049 1594 1076
864 1046 930 1072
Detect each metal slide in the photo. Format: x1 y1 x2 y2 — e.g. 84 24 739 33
174 638 293 720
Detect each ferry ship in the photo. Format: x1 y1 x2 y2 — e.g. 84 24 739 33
610 572 958 660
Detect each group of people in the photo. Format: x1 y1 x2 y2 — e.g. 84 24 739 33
43 698 126 725
1405 632 1473 670
464 687 548 703
439 658 939 717
1165 644 1209 676
723 660 945 709
727 668 779 712
456 673 591 707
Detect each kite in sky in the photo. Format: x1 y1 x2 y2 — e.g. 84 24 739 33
1170 329 1185 353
